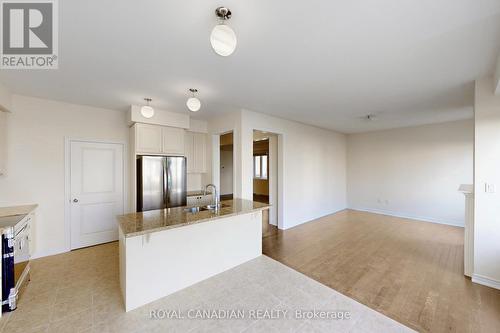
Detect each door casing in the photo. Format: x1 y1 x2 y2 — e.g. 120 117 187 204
64 138 127 251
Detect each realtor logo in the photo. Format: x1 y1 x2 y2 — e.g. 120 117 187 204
0 0 58 69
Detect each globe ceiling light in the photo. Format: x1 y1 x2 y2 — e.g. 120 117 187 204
210 7 237 57
140 98 154 118
186 89 201 112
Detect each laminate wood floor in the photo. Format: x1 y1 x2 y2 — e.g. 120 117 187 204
262 209 500 333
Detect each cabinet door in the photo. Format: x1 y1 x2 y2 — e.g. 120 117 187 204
193 133 207 173
162 127 185 155
136 124 162 154
184 132 195 173
28 213 35 256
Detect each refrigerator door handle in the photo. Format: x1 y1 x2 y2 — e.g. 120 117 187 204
163 158 168 207
166 158 172 206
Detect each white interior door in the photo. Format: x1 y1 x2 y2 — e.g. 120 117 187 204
70 140 124 249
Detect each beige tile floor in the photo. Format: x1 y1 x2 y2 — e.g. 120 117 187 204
0 242 414 333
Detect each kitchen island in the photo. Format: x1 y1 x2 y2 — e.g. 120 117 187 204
117 199 269 311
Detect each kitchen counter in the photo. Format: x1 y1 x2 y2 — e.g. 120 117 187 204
118 199 269 238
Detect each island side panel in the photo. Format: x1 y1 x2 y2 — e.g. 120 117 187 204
118 226 126 306
123 210 262 311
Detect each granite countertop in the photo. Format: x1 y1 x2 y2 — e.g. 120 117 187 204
0 204 38 218
187 191 212 197
0 215 28 229
0 204 38 231
118 199 269 238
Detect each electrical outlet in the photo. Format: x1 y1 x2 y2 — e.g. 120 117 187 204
485 183 495 193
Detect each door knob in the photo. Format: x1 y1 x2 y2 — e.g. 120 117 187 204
73 198 79 203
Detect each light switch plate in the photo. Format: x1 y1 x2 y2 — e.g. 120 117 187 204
485 183 495 193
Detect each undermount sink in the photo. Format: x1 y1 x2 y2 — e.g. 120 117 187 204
183 206 202 213
183 203 229 213
204 203 229 210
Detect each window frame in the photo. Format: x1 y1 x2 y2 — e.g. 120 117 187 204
253 153 268 180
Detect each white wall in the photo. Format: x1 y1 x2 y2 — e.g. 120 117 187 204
494 55 500 95
0 82 12 112
0 95 129 258
220 149 233 195
347 120 473 226
473 76 500 289
239 110 347 230
0 111 7 176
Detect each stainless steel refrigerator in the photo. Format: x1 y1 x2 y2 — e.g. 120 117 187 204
136 156 187 212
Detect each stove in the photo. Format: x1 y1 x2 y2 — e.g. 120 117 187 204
1 214 31 312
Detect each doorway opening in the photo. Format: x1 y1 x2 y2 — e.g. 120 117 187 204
220 132 234 200
253 130 278 237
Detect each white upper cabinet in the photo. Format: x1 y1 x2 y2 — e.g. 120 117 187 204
135 123 162 153
184 132 194 172
162 126 185 155
0 111 7 176
185 131 207 173
135 123 185 155
193 132 206 172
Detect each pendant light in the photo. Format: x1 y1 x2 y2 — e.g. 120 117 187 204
186 89 201 112
210 7 237 57
140 98 154 118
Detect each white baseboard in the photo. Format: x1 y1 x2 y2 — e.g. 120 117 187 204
31 247 69 260
472 274 500 290
282 207 348 230
349 207 464 227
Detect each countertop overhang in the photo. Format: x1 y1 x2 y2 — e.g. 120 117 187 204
117 199 270 238
0 204 38 232
0 204 38 218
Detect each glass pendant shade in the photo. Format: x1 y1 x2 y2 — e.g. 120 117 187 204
140 105 154 118
186 97 201 112
210 24 237 56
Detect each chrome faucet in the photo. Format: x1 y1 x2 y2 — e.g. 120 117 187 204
204 184 219 207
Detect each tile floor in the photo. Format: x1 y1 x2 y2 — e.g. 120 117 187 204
0 242 414 332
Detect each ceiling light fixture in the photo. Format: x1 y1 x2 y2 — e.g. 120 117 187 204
210 7 237 57
140 98 154 118
186 89 201 112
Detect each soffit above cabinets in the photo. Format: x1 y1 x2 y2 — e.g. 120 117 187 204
129 105 189 129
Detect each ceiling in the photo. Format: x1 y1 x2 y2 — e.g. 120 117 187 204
1 0 500 133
